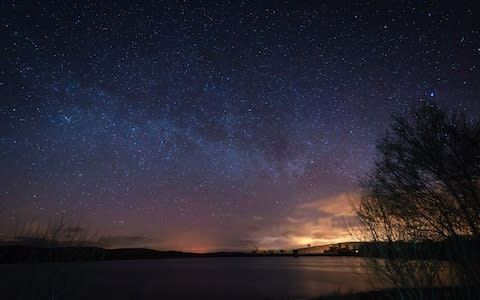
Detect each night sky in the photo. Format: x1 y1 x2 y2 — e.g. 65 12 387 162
1 1 479 252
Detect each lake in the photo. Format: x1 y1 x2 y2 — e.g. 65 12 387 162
0 257 386 299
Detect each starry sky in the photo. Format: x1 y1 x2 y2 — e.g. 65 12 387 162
1 1 479 252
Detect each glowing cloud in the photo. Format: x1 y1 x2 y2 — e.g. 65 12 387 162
251 192 359 249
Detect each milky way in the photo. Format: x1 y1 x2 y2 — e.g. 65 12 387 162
1 1 479 251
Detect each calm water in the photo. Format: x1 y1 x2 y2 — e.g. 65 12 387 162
0 257 386 299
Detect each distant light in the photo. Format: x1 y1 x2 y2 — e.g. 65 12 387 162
429 92 435 97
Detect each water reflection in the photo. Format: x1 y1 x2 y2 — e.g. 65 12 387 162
1 257 388 299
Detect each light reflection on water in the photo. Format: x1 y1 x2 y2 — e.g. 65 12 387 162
0 257 387 299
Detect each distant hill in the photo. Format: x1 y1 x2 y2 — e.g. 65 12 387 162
0 245 280 263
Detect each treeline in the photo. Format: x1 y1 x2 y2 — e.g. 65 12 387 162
355 103 480 297
358 238 480 261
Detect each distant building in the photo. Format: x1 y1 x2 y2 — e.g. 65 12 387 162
293 242 364 255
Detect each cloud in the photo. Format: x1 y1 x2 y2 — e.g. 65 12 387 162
299 192 356 215
250 192 359 249
0 222 92 244
252 216 264 221
63 226 85 234
97 235 156 248
0 220 159 250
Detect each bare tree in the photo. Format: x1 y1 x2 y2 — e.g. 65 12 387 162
357 103 480 298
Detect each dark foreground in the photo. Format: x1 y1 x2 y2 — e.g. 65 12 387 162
0 256 380 299
317 287 480 300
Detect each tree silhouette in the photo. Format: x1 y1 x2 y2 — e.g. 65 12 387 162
357 102 480 295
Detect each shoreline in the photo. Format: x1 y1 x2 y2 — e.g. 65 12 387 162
0 245 365 264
